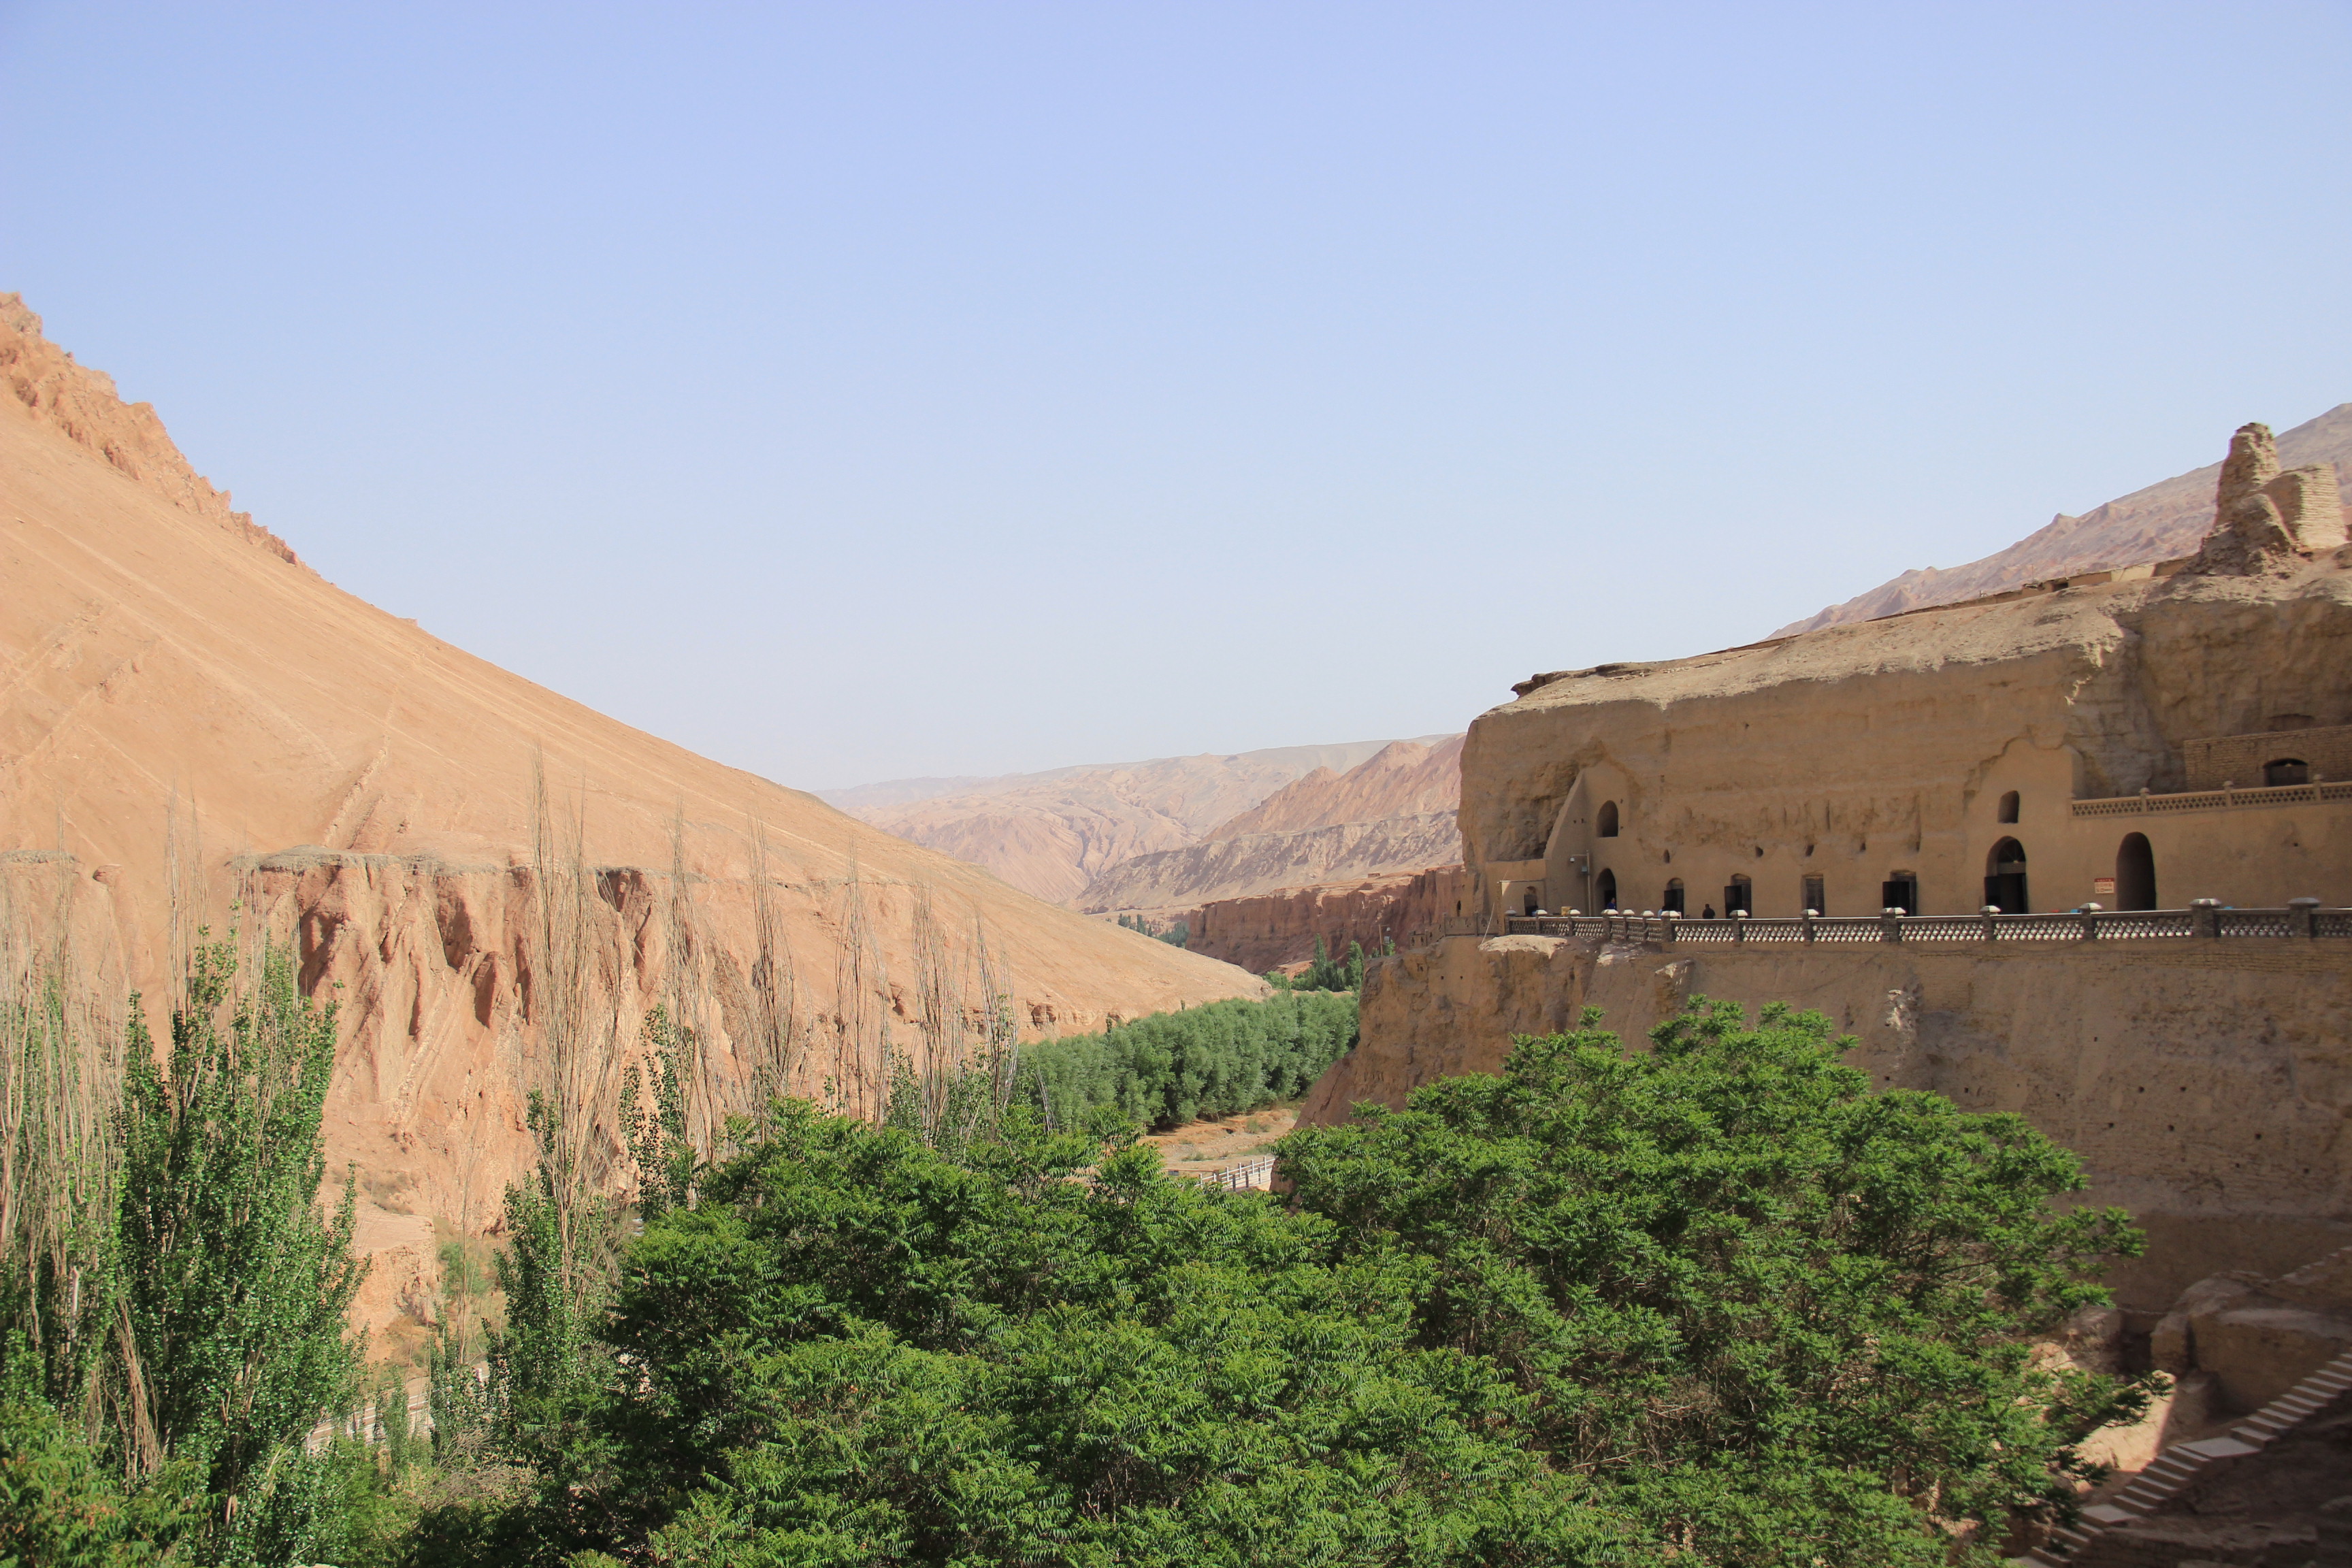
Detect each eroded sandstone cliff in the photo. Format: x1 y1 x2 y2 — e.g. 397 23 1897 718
1181 864 1469 973
0 297 1267 1348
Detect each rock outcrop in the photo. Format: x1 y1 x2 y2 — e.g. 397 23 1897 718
2192 421 2350 575
0 293 303 566
1775 402 2351 635
1182 864 1469 973
0 297 1267 1348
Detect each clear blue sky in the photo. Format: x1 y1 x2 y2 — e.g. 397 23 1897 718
4 3 2347 788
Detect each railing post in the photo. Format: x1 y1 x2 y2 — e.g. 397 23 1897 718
2191 898 2221 938
1659 912 1678 945
2077 902 2102 941
1732 910 1746 944
1980 904 1999 942
1801 908 1816 943
1879 907 1903 943
2291 897 2322 938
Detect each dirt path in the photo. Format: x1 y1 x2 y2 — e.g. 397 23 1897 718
1142 1105 1298 1178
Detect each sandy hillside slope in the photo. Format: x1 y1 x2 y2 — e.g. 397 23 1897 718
833 738 1437 902
0 294 1263 1341
1775 402 2352 636
1207 736 1462 839
1074 738 1467 915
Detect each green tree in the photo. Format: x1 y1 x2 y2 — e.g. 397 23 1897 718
421 1100 1633 1566
1017 992 1356 1130
112 936 367 1537
0 1353 197 1567
1277 998 2156 1563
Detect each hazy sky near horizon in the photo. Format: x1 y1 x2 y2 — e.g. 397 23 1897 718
3 3 2348 788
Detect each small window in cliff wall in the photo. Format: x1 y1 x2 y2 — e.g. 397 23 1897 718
1597 800 1620 838
1997 790 2020 823
1803 875 1825 914
1597 868 1618 909
2264 757 2310 787
1662 879 1684 914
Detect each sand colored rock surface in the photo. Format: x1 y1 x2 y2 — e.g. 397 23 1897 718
1075 810 1462 915
1206 736 1462 840
1774 402 2351 636
836 740 1420 903
1301 933 2352 1313
0 297 1266 1344
1472 554 2352 925
1184 864 1469 972
1073 739 1467 916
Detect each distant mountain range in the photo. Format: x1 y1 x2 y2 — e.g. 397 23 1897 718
822 738 1452 904
1774 403 2352 636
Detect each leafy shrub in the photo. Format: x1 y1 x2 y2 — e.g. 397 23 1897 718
1017 992 1356 1130
1277 998 2157 1563
420 1102 1633 1566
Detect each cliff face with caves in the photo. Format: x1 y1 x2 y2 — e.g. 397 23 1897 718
0 295 1264 1348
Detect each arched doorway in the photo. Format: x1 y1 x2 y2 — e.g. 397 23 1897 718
1597 868 1618 909
2116 834 2157 910
1722 874 1752 915
1661 877 1684 914
1522 887 1539 915
1597 800 1620 838
1984 838 2028 913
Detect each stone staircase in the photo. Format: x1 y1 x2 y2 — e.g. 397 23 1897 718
2022 1347 2352 1565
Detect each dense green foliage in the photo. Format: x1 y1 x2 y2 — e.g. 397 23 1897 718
1279 999 2153 1561
414 1100 1631 1566
0 1366 193 1567
116 940 367 1518
1 934 375 1566
8 949 2155 1565
1016 992 1358 1131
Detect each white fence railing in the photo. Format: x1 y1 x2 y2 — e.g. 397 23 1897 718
2072 779 2352 818
1495 900 2346 946
1195 1156 1276 1191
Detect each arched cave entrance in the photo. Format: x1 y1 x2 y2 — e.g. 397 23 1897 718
2116 833 2157 911
1881 872 1920 915
1597 800 1620 838
1984 838 2029 913
1597 868 1618 909
2264 757 2310 787
1661 877 1684 914
1522 887 1539 915
1722 874 1752 916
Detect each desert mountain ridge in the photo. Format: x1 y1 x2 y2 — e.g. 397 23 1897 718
1207 736 1462 840
1775 401 2352 636
0 293 1265 1347
832 736 1451 904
